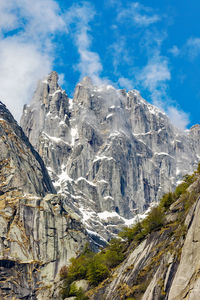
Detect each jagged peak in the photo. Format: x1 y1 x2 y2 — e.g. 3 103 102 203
80 76 93 87
190 124 200 130
41 71 59 93
0 100 16 124
47 70 58 83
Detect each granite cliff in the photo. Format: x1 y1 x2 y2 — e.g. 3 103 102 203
0 101 89 299
21 72 200 241
1 70 200 299
62 167 200 300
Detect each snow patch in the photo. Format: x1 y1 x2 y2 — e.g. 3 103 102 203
93 155 114 163
103 196 113 200
49 89 61 97
98 211 120 220
71 127 78 145
42 79 48 84
42 132 68 145
76 177 96 187
106 113 113 119
69 98 73 109
54 165 73 189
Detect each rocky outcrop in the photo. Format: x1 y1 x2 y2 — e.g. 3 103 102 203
0 101 89 299
0 101 55 196
87 175 200 300
21 72 200 241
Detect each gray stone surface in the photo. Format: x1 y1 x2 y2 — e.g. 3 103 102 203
0 101 55 196
21 72 200 241
0 102 89 299
89 177 200 300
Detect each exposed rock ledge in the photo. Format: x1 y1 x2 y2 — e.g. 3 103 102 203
0 192 88 299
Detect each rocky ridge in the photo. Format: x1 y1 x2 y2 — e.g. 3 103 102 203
86 171 200 300
0 101 89 299
21 72 200 241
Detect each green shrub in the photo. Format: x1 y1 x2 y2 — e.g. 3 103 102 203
67 256 88 282
87 258 110 285
160 192 175 210
119 221 144 243
174 174 196 199
102 238 125 267
75 288 89 300
68 283 89 300
197 162 200 174
69 282 79 296
174 182 188 199
142 207 164 234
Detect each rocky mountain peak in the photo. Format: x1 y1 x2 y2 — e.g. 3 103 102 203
80 76 93 87
0 100 16 123
21 73 200 241
21 72 70 149
46 70 59 92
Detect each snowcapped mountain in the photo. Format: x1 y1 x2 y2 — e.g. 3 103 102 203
21 71 200 241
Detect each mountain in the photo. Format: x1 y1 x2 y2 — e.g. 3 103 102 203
21 71 200 241
64 166 200 300
1 71 200 299
0 101 89 299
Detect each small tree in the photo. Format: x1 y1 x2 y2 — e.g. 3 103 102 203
142 207 164 234
87 258 110 285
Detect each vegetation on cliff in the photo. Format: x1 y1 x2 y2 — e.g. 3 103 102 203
60 164 200 299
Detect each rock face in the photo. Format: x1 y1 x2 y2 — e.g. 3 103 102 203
0 101 55 196
0 101 88 299
21 72 200 240
88 175 200 300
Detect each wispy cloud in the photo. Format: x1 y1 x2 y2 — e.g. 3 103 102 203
110 39 132 73
137 50 189 129
170 37 200 61
0 0 66 121
167 106 189 130
185 37 200 60
117 2 160 27
138 55 170 92
0 1 104 120
169 45 180 57
65 3 103 84
118 77 134 90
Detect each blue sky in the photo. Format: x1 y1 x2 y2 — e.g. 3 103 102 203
0 0 200 129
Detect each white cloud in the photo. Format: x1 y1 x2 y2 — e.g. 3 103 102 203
58 73 65 86
0 39 52 121
0 0 67 121
0 2 18 33
110 39 131 73
169 45 180 57
185 37 200 60
117 2 160 27
169 37 200 61
65 3 103 84
0 1 105 121
118 77 133 90
138 55 170 91
167 106 189 130
137 53 189 129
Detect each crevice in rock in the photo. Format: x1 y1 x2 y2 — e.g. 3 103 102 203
0 260 15 268
7 208 17 234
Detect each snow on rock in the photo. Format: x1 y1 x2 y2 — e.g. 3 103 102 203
76 177 96 187
71 127 78 145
